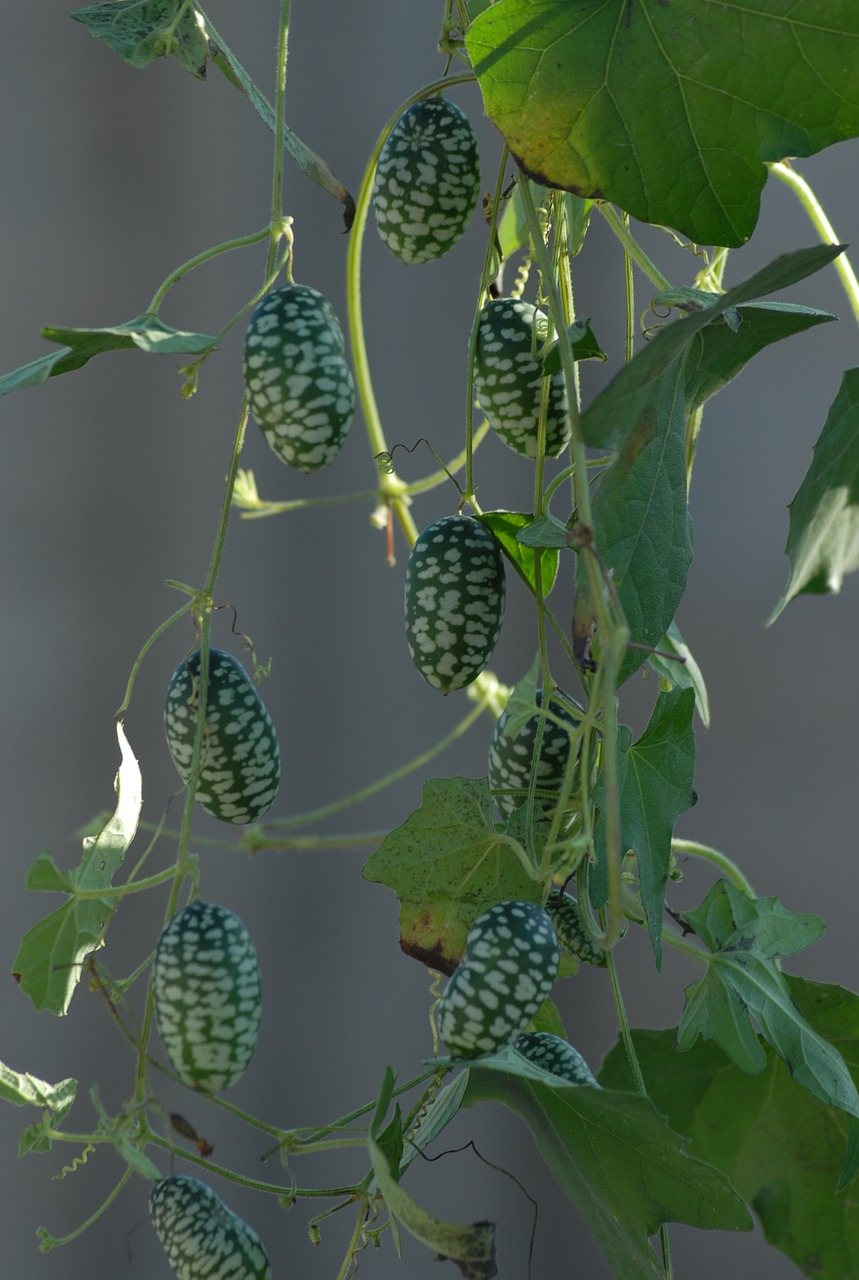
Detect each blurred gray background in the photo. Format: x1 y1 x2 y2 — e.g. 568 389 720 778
2 2 858 1277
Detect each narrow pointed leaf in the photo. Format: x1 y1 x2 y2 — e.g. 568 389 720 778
480 511 559 598
646 621 710 728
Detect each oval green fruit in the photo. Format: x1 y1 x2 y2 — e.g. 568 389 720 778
437 900 559 1059
244 284 355 472
545 893 608 968
474 298 570 459
154 900 262 1094
488 688 582 818
404 514 506 693
164 648 280 825
149 1175 271 1280
514 1031 599 1086
373 97 480 265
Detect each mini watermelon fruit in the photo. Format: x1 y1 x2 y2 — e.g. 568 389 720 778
243 284 355 472
164 647 280 825
474 298 570 459
149 1175 271 1280
404 514 506 693
545 893 608 968
437 900 559 1059
488 688 582 818
373 97 480 265
153 900 262 1094
514 1031 599 1086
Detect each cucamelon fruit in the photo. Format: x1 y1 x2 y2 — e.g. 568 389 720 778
149 1175 271 1280
545 893 608 968
488 687 582 818
404 514 506 693
373 97 480 265
243 284 355 472
474 298 570 459
437 900 559 1059
514 1031 599 1086
153 900 262 1094
164 647 280 825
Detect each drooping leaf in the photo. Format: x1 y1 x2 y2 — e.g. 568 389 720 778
541 318 606 373
593 689 696 968
466 1 859 247
769 368 859 622
685 877 826 960
479 511 559 598
0 1064 77 1157
13 724 142 1014
370 1133 498 1279
0 316 217 396
71 0 208 77
646 620 710 728
362 777 541 974
515 512 571 550
463 1064 751 1280
600 976 859 1275
574 249 838 684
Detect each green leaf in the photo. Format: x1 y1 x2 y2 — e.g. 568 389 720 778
600 977 859 1275
0 1064 77 1156
13 724 142 1015
647 621 710 728
574 250 837 684
0 316 217 396
362 777 542 974
479 510 559 598
542 318 606 373
515 512 571 550
594 689 696 968
685 878 826 960
25 853 74 895
463 1064 751 1280
71 0 208 78
769 368 859 622
369 1133 497 1279
466 1 859 247
398 1072 470 1177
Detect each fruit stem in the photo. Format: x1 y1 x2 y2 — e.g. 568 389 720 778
145 227 271 315
769 160 859 327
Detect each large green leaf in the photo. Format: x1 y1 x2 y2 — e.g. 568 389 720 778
600 977 859 1275
71 0 208 78
769 368 859 622
464 1064 751 1280
466 1 859 246
479 511 559 598
593 689 696 968
362 777 541 974
0 316 217 396
574 250 837 684
13 724 142 1015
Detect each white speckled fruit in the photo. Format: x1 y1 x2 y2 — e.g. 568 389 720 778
149 1175 271 1280
437 901 559 1059
244 284 355 472
545 893 608 968
514 1031 599 1085
488 688 582 818
373 97 480 265
404 514 506 693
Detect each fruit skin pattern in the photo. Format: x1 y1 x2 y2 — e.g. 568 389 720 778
153 901 262 1094
244 284 355 472
437 901 560 1059
514 1031 599 1086
149 1175 271 1280
404 514 506 693
545 893 608 968
164 648 281 825
474 298 571 459
373 97 480 265
488 687 582 818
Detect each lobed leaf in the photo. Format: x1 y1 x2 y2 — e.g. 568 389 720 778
71 0 208 77
466 0 859 247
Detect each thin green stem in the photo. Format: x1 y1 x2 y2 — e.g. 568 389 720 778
116 601 193 714
598 204 672 292
37 1167 133 1250
147 1133 357 1197
769 160 859 327
671 838 756 895
146 228 271 315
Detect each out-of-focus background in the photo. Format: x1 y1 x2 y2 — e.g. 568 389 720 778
1 3 858 1277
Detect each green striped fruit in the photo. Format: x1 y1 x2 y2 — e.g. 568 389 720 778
474 299 570 459
404 514 506 693
514 1031 599 1086
164 648 280 825
488 688 582 818
438 901 559 1059
373 97 480 265
243 284 355 472
149 1176 271 1280
545 893 608 968
154 901 262 1093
